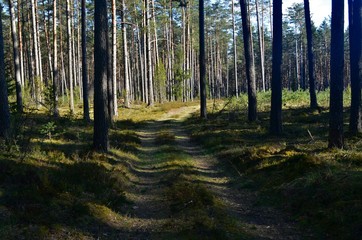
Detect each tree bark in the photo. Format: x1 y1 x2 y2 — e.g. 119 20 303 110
17 0 25 87
304 0 318 109
270 0 283 135
199 0 207 119
146 0 154 106
93 0 109 152
328 0 345 148
9 0 23 113
67 0 75 114
121 0 130 108
0 5 11 139
53 0 59 117
112 0 120 113
240 0 257 121
231 0 238 97
255 0 266 92
81 0 90 122
349 0 362 134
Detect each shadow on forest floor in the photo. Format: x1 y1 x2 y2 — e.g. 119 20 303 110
0 103 361 239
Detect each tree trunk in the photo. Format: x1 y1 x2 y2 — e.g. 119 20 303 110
9 0 23 113
93 0 109 152
199 0 207 119
17 0 25 87
0 5 11 139
81 0 90 122
328 0 345 148
349 0 362 134
240 0 257 121
255 0 266 92
67 0 75 114
53 0 59 117
121 0 130 108
231 0 238 97
146 0 154 106
112 0 120 113
270 0 283 135
304 0 318 108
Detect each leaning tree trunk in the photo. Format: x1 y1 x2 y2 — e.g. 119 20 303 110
270 0 283 135
0 5 11 139
349 0 362 134
240 0 257 121
328 0 345 148
81 0 90 122
93 0 109 152
9 0 23 113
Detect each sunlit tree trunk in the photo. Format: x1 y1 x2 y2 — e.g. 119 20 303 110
255 0 266 92
53 0 59 117
66 0 75 114
121 0 130 108
146 0 154 106
240 0 257 121
231 0 238 97
112 0 120 113
9 0 23 113
17 0 25 87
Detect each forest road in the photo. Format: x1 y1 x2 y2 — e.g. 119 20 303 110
121 105 313 239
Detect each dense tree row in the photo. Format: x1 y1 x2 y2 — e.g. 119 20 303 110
0 0 361 150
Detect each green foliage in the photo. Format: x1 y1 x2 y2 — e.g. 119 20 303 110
154 61 167 102
39 121 56 140
42 84 58 115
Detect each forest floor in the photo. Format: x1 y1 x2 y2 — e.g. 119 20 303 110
0 91 361 239
114 105 309 239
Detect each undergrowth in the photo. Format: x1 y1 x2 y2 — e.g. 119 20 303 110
185 90 361 239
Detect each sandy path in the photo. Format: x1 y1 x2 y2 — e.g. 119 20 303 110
112 105 311 239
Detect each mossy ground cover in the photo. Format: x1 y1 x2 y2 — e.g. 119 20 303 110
185 90 362 239
0 107 140 239
0 100 247 239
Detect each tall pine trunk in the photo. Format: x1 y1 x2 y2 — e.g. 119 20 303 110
240 0 257 121
199 0 207 119
8 0 23 113
53 0 59 117
93 0 109 152
0 5 11 139
270 0 283 135
304 0 318 109
349 0 362 134
67 0 75 114
121 0 130 108
81 0 90 122
231 0 238 97
328 0 345 148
